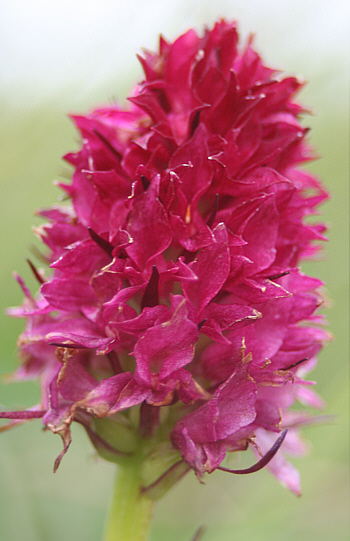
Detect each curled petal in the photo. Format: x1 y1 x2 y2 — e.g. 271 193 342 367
218 429 288 474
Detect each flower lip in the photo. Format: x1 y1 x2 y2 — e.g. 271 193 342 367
0 410 45 420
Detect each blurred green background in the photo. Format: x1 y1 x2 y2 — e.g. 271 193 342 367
0 1 348 540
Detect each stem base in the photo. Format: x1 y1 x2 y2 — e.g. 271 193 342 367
104 461 155 541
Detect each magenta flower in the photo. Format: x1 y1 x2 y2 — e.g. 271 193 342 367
1 20 329 499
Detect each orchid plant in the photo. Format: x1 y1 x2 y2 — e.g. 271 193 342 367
0 20 329 541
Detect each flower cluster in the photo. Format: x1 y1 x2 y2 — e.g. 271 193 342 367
1 20 329 496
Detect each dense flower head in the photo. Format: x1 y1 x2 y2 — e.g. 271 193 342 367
1 20 329 496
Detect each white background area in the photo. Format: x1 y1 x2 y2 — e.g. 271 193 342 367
1 0 349 111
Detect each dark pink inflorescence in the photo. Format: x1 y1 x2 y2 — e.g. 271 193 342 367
1 20 329 495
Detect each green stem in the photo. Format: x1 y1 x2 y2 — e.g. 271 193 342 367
103 459 155 541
